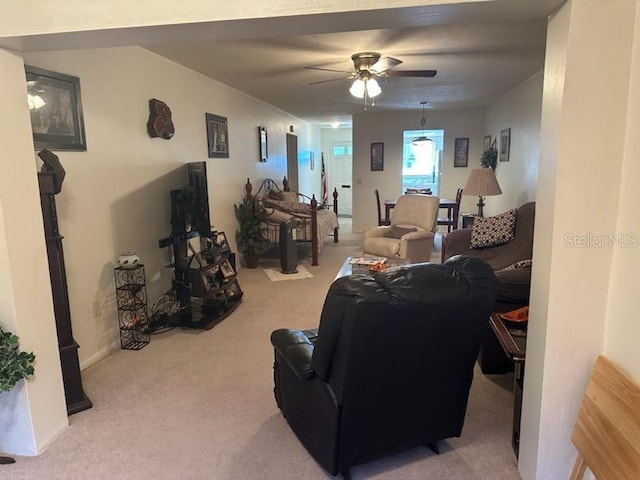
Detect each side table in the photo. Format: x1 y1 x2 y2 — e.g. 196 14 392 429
488 312 527 457
461 213 476 229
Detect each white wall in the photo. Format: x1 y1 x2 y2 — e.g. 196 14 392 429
0 49 68 456
604 1 640 378
484 72 542 216
351 108 485 232
22 46 319 370
520 1 637 478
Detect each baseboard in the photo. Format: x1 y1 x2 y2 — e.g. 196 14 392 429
79 340 119 371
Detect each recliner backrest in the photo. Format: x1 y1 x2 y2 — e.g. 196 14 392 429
391 194 439 232
309 257 498 471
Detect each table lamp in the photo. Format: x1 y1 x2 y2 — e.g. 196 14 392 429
463 168 502 217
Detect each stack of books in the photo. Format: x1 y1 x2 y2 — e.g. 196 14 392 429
349 257 387 269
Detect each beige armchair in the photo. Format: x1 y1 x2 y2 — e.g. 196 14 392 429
363 194 439 263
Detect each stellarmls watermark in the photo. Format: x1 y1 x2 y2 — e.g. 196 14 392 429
564 233 638 248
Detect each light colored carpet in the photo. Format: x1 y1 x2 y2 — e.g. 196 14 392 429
263 265 313 282
4 223 520 480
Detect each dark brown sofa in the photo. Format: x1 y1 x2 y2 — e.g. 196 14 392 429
442 202 535 373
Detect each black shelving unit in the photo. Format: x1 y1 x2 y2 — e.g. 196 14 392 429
114 264 150 350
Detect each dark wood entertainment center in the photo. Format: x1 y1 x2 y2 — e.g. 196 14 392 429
157 162 242 330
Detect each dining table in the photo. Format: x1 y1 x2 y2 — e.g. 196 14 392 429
384 196 457 224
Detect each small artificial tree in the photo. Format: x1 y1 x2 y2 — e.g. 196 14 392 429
0 328 35 392
234 196 273 266
480 146 498 170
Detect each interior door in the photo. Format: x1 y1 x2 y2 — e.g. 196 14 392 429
286 133 299 192
327 142 352 216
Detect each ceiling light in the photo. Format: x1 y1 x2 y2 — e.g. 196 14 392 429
367 78 381 97
330 121 340 129
349 72 382 111
349 78 365 98
411 101 433 145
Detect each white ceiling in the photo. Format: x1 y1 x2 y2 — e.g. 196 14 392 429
143 1 563 126
3 1 565 127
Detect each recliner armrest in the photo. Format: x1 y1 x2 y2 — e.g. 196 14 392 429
270 329 315 380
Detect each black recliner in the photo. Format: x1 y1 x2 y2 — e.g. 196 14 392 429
270 256 498 478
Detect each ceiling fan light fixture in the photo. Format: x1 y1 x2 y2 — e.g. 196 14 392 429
349 78 365 98
366 77 381 98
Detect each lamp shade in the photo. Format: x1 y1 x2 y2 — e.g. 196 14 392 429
463 168 502 197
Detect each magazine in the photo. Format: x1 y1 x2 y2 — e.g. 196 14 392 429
349 256 387 266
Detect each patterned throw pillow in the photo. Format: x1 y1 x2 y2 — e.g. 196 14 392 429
262 198 311 215
268 189 284 201
470 209 517 249
500 259 532 271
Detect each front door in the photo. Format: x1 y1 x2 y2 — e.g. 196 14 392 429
327 142 352 216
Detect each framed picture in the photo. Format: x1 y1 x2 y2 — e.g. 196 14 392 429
220 259 235 279
225 282 242 299
370 142 384 171
200 264 220 293
206 113 229 158
453 137 469 167
214 231 230 252
483 135 492 152
258 126 268 162
25 65 87 151
500 128 511 162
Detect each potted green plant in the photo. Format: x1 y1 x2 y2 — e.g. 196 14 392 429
1 326 36 464
234 196 272 268
480 146 498 170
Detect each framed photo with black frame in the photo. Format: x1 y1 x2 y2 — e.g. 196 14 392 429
214 231 230 253
25 65 87 151
220 259 235 279
370 142 384 171
258 126 268 162
454 137 469 167
483 135 492 152
206 113 229 158
500 128 511 162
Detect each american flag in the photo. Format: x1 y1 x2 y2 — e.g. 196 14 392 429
321 153 328 205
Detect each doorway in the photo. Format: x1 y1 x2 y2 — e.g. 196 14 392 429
401 130 444 196
286 133 298 192
326 142 353 216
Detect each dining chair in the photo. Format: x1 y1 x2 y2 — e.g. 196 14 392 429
375 189 390 226
437 187 463 233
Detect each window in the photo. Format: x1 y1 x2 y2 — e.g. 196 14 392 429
402 129 444 196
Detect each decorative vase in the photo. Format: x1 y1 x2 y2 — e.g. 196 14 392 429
117 252 140 269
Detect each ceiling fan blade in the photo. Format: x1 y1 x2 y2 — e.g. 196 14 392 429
305 66 354 74
308 76 352 86
386 70 437 78
370 56 402 74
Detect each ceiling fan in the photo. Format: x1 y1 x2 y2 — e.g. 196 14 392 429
306 52 436 108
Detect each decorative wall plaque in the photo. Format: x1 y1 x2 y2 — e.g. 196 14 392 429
147 98 175 139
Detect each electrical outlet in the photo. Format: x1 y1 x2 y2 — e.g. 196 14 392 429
92 300 102 318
